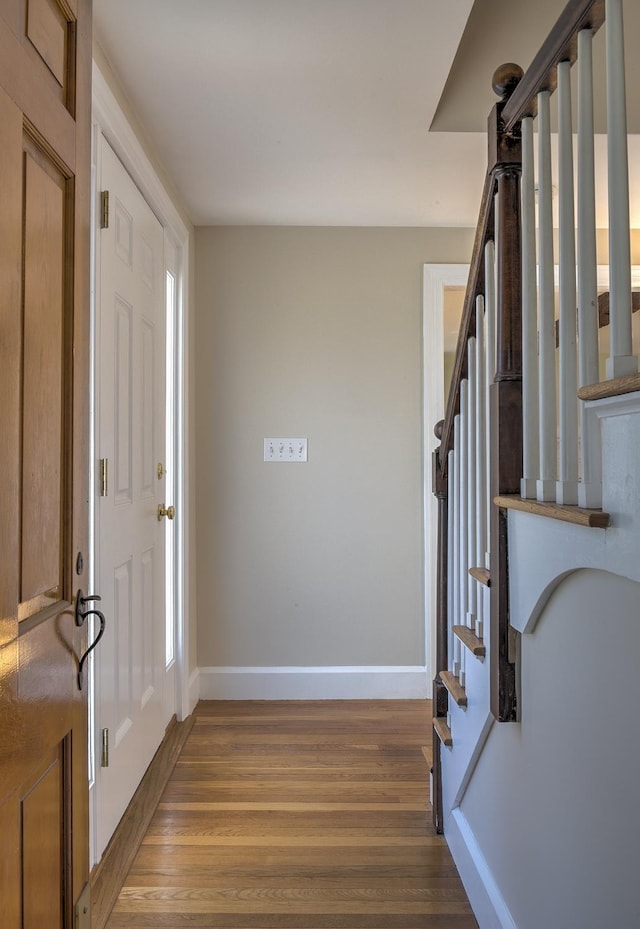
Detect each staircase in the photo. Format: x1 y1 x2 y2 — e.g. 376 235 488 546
430 2 640 926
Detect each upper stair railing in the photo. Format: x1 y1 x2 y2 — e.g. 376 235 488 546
513 0 637 509
431 0 635 832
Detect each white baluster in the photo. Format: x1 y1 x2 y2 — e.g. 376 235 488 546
606 0 636 379
467 338 477 629
536 91 557 501
521 116 539 499
448 448 455 665
484 240 496 571
459 648 466 688
453 637 461 681
556 61 579 505
453 416 461 636
577 28 602 508
478 587 487 644
459 381 469 631
475 296 486 641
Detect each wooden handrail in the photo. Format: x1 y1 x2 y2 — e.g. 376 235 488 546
502 0 605 131
439 62 527 480
439 172 495 468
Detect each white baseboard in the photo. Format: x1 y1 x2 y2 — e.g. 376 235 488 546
197 666 429 700
446 807 518 929
187 667 200 714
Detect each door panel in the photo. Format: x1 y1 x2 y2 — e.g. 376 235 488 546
96 136 169 857
114 294 133 503
27 0 69 88
21 145 66 614
0 0 92 926
0 784 21 929
22 747 66 929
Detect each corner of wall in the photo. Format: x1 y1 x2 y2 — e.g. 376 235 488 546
446 808 518 929
187 668 200 715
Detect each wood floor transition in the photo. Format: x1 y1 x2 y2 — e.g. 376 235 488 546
102 699 477 928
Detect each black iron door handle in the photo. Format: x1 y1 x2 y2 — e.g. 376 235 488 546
76 589 107 690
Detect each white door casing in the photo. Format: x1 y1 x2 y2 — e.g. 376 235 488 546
94 136 172 857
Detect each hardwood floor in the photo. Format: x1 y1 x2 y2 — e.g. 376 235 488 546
105 700 477 928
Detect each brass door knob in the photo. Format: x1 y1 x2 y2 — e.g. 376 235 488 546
157 503 175 521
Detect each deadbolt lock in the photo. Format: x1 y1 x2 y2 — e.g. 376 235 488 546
157 503 175 521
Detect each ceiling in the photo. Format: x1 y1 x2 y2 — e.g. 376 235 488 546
93 0 640 228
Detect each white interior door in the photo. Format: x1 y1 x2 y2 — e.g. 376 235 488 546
95 135 175 857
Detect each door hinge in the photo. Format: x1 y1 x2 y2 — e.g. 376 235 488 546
101 728 109 767
99 458 108 497
100 190 110 229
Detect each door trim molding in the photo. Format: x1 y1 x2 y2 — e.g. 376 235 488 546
92 62 193 724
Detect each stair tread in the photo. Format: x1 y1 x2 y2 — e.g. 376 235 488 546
494 494 609 528
468 566 491 587
452 624 486 658
578 370 640 403
433 717 453 747
440 670 468 707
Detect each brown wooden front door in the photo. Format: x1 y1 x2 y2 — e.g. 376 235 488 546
0 1 92 927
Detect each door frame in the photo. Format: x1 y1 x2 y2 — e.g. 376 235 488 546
90 61 192 862
422 264 469 683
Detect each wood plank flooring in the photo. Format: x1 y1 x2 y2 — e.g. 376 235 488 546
105 700 477 928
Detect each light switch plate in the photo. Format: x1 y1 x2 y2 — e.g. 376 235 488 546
264 438 308 462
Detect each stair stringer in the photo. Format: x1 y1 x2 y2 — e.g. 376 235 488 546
441 582 494 817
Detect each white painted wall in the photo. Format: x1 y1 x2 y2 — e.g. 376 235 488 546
459 568 640 928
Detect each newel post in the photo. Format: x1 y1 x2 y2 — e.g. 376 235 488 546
431 420 448 833
488 64 523 722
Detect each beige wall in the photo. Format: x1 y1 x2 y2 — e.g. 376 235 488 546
195 226 474 669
